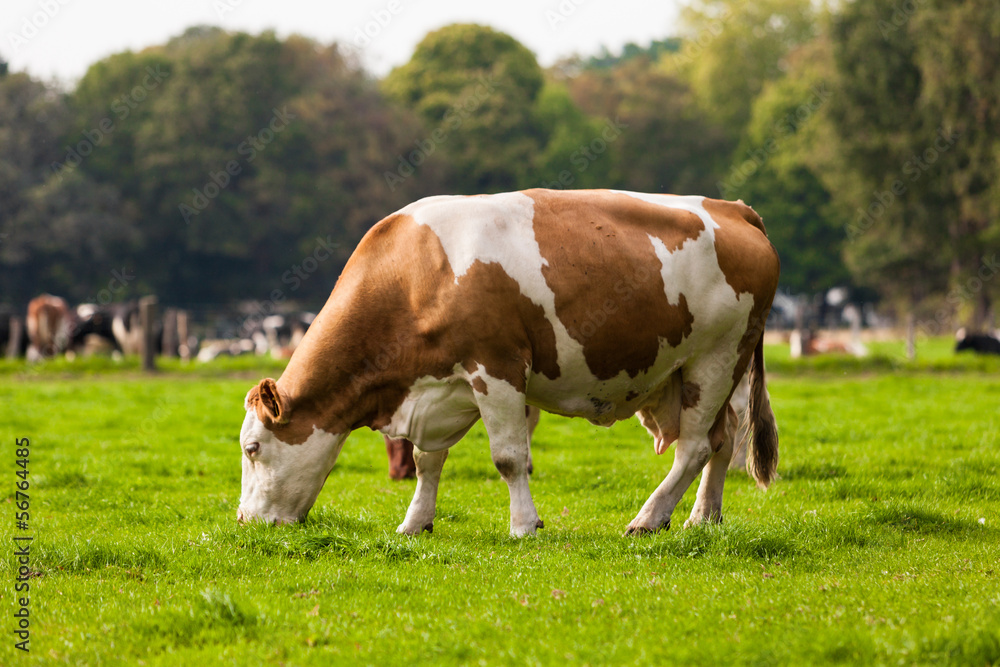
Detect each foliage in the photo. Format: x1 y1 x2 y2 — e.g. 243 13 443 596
2 367 999 664
382 23 548 193
566 57 732 194
2 4 999 319
671 0 820 136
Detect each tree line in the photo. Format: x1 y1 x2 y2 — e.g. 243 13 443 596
1 0 997 332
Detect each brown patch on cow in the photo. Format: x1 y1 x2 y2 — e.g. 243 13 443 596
703 198 780 381
261 211 561 440
528 190 700 380
681 381 701 409
385 436 416 479
471 376 489 395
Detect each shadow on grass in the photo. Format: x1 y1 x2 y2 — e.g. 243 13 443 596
223 514 454 564
39 540 167 573
133 589 262 649
780 462 847 481
33 468 92 489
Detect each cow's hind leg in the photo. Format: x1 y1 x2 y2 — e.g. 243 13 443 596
626 360 738 535
397 448 449 535
684 403 736 527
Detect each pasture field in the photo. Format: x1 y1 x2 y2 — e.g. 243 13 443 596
2 352 999 665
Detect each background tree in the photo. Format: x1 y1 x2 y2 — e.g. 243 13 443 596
913 0 1000 329
57 28 441 305
672 0 819 138
825 0 957 339
565 56 731 194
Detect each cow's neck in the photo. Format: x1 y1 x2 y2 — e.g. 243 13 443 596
275 277 406 437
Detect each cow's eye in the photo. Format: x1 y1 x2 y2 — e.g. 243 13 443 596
245 442 260 456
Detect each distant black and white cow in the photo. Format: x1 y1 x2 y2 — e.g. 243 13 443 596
72 302 147 355
955 329 1000 355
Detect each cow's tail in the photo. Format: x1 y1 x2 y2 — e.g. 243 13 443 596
746 334 778 489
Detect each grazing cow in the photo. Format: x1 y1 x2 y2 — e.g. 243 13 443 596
26 294 74 360
955 329 1000 355
238 190 780 537
385 405 541 480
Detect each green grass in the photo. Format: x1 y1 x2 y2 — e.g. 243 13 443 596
1 358 999 665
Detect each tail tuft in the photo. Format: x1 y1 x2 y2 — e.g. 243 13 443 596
746 334 779 489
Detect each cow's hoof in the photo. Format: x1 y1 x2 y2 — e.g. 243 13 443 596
510 522 542 538
536 519 545 530
683 514 722 529
396 521 432 536
624 519 670 537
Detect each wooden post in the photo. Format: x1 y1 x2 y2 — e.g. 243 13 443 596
177 310 190 362
139 296 159 371
162 308 178 358
905 312 916 361
5 316 23 359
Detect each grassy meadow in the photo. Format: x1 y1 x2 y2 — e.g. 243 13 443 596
2 344 999 665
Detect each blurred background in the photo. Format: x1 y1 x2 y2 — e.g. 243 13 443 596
1 0 998 361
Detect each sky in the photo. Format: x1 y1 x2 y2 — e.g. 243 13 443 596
2 0 683 86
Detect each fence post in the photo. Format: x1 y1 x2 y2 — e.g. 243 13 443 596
177 310 190 362
162 308 178 358
5 316 23 359
139 295 159 371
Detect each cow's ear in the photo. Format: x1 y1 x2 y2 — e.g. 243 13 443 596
255 378 290 425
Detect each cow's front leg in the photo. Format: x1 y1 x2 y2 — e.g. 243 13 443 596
397 448 448 535
478 384 541 537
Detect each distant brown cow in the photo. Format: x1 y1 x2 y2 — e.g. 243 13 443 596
26 294 73 360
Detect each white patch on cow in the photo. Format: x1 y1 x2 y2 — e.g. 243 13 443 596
237 410 346 525
403 194 595 396
380 364 480 452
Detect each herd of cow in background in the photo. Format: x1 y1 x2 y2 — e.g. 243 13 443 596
5 291 998 364
3 291 998 482
1 293 315 363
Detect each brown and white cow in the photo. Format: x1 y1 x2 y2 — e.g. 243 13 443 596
238 189 780 537
26 294 74 361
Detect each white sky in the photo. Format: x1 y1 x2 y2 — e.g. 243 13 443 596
2 0 683 87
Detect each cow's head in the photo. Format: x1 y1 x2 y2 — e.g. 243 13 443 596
237 378 346 525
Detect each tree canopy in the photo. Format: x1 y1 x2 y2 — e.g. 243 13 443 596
1 3 997 332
